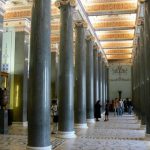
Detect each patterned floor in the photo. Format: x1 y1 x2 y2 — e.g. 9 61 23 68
0 113 150 150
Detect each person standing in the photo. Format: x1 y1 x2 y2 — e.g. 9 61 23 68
104 100 109 121
94 100 101 121
51 100 58 134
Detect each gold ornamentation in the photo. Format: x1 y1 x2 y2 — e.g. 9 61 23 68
93 21 135 29
55 0 76 8
93 44 99 50
86 2 137 12
99 33 134 40
74 20 87 28
86 35 95 41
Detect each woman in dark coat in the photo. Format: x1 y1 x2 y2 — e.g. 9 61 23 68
94 100 101 121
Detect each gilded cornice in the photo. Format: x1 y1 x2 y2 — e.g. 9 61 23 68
55 0 76 8
4 18 31 33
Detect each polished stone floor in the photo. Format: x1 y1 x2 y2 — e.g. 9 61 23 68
0 113 150 150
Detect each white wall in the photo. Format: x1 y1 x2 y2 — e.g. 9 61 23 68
109 63 132 100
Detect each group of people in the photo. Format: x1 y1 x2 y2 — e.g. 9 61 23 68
112 98 133 116
51 99 110 134
51 98 133 134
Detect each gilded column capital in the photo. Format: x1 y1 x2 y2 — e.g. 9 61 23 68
98 52 102 57
86 35 95 41
55 0 76 8
93 43 99 50
74 20 87 28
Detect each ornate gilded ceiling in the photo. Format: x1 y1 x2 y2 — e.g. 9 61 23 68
82 0 138 63
3 0 141 63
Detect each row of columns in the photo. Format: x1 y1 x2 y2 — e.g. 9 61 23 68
132 1 150 135
0 0 108 150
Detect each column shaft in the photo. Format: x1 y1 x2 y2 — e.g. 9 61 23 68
98 54 102 105
57 2 76 138
94 47 99 104
139 26 146 125
145 1 150 133
102 60 105 111
51 52 58 99
74 22 87 128
27 0 51 149
86 36 95 123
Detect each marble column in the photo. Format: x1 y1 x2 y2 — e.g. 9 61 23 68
27 0 51 149
106 67 109 100
86 35 95 123
98 53 102 105
136 45 141 120
56 0 76 138
132 60 136 112
74 21 88 129
144 1 150 134
134 52 139 116
102 60 105 111
105 65 107 102
93 44 99 104
51 51 58 99
139 26 146 125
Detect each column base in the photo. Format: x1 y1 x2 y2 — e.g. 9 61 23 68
74 123 88 129
26 145 52 150
12 121 28 127
146 123 150 134
146 134 150 137
23 121 28 127
56 131 77 139
87 119 95 123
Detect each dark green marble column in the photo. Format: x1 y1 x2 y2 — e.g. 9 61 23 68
98 53 102 105
139 26 146 125
132 60 136 113
74 21 88 129
102 60 105 111
134 51 139 116
144 1 150 134
56 0 76 138
93 44 99 104
27 0 51 149
86 35 95 123
51 52 58 99
137 39 141 120
105 64 107 103
106 67 109 100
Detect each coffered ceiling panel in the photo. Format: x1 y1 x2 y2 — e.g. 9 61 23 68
107 54 132 60
101 40 133 49
105 49 132 54
85 1 137 15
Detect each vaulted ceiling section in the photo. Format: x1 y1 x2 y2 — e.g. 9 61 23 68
81 0 138 63
4 0 139 64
